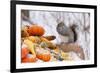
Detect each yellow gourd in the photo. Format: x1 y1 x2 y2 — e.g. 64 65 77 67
27 36 41 43
24 39 36 56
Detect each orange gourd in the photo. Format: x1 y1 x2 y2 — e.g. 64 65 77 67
27 25 45 36
22 55 37 63
36 53 43 60
36 49 51 62
42 54 51 62
36 53 51 62
21 48 29 59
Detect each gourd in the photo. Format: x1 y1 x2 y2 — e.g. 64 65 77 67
23 39 36 56
22 54 37 63
36 48 51 62
21 48 29 59
27 25 45 36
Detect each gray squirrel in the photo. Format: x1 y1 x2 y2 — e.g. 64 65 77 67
56 22 85 60
57 22 77 43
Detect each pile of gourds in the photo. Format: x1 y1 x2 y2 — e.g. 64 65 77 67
21 24 67 63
